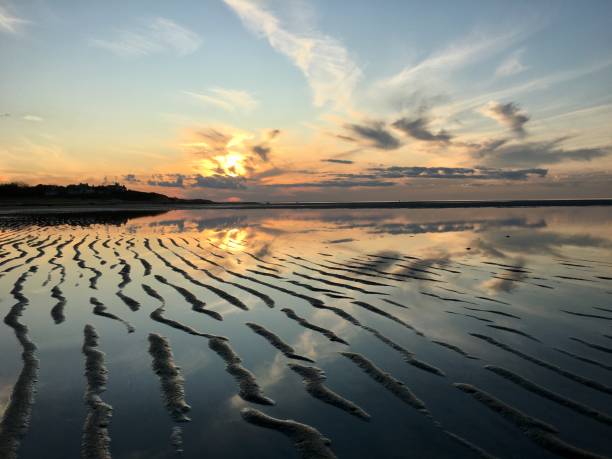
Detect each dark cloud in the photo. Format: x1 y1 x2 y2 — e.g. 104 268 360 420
251 167 289 180
322 159 354 164
482 101 530 137
252 145 270 161
392 117 452 142
336 134 358 142
122 174 140 183
250 129 281 161
197 128 230 144
191 128 231 156
144 172 247 190
147 174 185 188
473 137 610 167
369 166 547 180
192 173 246 189
344 122 402 150
267 129 281 139
264 164 547 190
268 179 396 188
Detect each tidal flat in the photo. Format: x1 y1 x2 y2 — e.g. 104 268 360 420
0 206 611 458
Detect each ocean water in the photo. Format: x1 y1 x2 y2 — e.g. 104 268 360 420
0 206 611 459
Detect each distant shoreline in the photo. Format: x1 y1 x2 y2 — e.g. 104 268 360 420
1 198 611 214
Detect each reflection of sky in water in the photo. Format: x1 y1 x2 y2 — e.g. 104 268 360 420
1 206 612 458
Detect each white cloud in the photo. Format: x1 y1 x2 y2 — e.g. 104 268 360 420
223 0 361 110
23 115 43 122
92 17 202 57
495 49 527 77
441 57 612 118
148 18 202 55
0 5 29 34
184 88 258 112
379 28 525 91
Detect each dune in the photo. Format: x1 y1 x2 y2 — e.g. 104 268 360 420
361 325 444 376
0 266 39 459
240 408 337 459
148 333 192 422
208 337 275 405
90 297 135 333
281 308 348 345
471 334 612 395
455 383 606 459
289 363 370 420
485 366 612 426
554 348 612 371
82 325 113 459
246 322 314 362
341 352 430 415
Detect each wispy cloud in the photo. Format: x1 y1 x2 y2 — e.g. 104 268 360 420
379 27 525 90
495 49 527 77
92 17 202 57
441 57 612 118
0 5 29 34
23 115 43 122
223 0 361 110
184 88 258 112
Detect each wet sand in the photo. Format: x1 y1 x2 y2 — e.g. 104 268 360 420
1 206 611 458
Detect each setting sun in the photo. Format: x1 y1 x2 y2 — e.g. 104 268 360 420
216 153 246 177
0 1 611 457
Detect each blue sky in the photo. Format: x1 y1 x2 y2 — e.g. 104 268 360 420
1 0 611 201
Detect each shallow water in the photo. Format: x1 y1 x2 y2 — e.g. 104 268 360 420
1 206 611 459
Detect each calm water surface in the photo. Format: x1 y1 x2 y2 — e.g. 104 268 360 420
1 207 611 459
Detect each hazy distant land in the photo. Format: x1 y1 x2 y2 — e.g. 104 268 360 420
0 182 611 214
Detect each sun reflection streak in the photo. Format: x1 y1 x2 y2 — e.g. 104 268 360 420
208 228 249 251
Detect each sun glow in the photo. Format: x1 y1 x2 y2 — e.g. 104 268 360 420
197 152 247 177
216 153 246 177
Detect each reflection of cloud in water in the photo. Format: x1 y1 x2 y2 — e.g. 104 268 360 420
325 238 355 244
366 218 546 235
207 299 245 318
0 383 13 417
253 243 272 259
395 255 451 277
251 353 291 395
148 215 250 233
480 259 528 294
251 310 360 395
473 230 612 258
210 228 249 251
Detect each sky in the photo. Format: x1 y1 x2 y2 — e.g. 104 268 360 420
1 0 611 202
